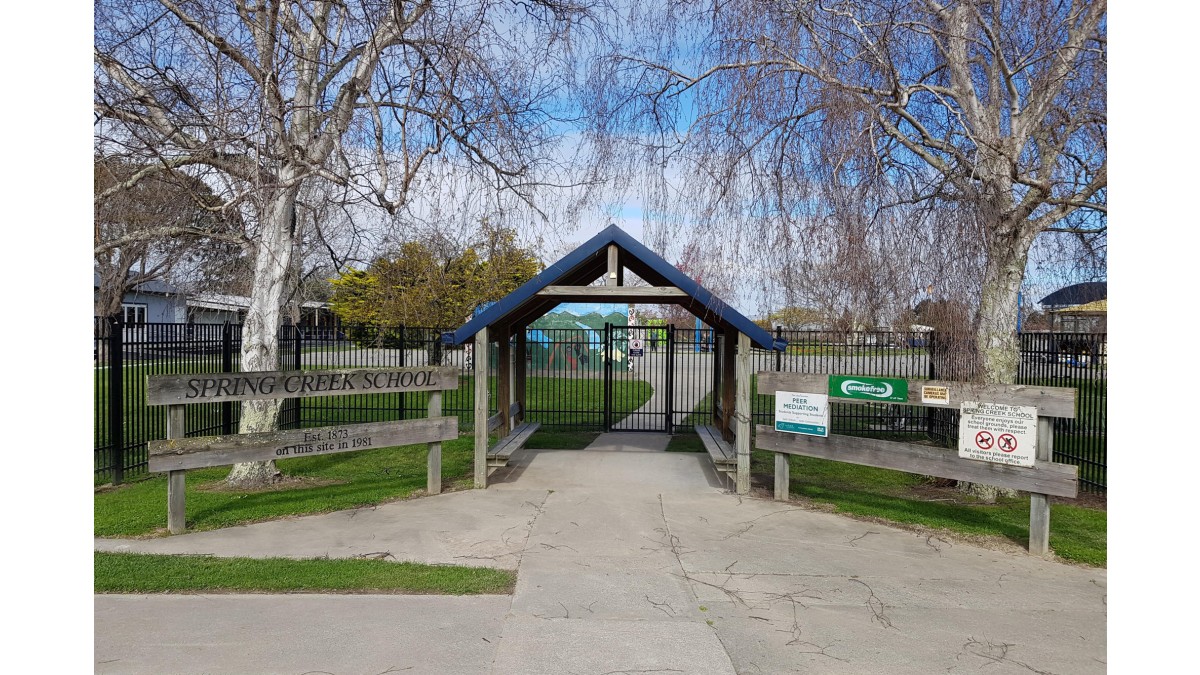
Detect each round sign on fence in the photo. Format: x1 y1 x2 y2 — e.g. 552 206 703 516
630 339 643 350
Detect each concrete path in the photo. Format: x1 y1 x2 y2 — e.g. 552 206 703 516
613 352 714 430
96 433 1106 674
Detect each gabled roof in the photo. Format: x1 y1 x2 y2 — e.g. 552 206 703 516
452 224 785 350
1039 282 1106 309
93 272 180 296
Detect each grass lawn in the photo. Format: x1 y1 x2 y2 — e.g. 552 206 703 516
95 552 515 594
96 436 479 537
95 426 611 537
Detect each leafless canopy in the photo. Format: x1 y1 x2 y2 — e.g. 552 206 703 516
583 0 1106 381
94 0 602 484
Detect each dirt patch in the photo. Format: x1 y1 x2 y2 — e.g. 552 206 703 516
196 475 347 493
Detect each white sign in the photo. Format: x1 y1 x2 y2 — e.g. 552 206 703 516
775 391 830 437
921 385 949 405
958 401 1038 467
630 339 643 350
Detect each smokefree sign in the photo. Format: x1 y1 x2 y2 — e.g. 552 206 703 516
828 375 909 403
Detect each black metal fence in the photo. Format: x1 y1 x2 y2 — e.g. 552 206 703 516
926 332 1108 493
94 319 1105 493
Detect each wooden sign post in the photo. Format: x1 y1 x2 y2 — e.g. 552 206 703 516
148 366 459 534
756 372 1079 555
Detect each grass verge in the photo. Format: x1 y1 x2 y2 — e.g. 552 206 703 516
665 435 706 452
95 552 515 594
756 450 1106 567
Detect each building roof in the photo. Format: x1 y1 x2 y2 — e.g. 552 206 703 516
187 293 329 312
451 224 785 350
1052 299 1107 314
1039 282 1107 309
93 272 180 296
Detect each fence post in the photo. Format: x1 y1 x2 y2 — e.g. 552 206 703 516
221 322 234 435
293 325 303 428
1029 416 1054 555
427 389 442 495
107 315 125 485
774 452 790 502
665 325 675 434
775 326 783 372
398 326 407 420
166 404 187 534
603 323 612 432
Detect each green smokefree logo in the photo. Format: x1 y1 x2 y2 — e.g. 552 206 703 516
829 375 908 402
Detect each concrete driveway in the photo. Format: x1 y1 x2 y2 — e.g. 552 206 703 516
96 433 1106 674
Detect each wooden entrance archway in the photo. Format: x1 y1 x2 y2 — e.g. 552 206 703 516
450 225 786 493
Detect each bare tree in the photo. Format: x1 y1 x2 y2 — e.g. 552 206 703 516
585 0 1106 384
94 157 245 320
95 0 595 486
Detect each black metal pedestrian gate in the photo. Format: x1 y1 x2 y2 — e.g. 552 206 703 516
603 324 676 432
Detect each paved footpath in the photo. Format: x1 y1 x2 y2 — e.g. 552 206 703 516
96 433 1106 674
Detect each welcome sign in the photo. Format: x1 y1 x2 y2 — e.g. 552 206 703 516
828 375 909 402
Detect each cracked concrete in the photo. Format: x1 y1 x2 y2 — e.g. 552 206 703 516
96 433 1105 674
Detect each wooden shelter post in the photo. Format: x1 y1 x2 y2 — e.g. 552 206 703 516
735 332 751 494
497 324 512 435
474 327 489 488
514 327 527 424
721 331 737 441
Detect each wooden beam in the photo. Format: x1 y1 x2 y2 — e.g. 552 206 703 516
774 453 790 502
756 425 1079 498
148 366 459 406
497 324 511 435
735 332 751 495
1029 417 1055 554
756 372 1077 419
474 327 489 488
536 286 688 298
607 244 619 284
149 418 459 472
166 404 186 534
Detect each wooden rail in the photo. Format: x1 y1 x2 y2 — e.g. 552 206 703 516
756 371 1079 555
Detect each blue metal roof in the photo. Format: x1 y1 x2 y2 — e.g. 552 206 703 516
452 224 786 350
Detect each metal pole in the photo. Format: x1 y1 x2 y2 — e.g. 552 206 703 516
398 326 407 420
604 322 612 431
222 321 234 435
108 315 124 485
665 324 675 434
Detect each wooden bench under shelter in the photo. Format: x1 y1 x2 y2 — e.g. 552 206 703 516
486 402 540 468
696 424 736 479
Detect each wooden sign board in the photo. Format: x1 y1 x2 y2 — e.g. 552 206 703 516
757 372 1077 419
148 417 458 472
147 366 459 406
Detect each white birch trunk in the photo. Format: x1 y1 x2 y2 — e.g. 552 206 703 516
959 231 1033 502
225 183 300 487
